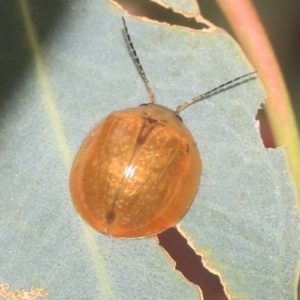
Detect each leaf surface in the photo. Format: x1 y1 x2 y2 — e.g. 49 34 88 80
0 1 299 300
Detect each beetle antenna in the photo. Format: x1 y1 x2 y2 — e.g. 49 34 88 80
122 17 155 103
176 71 257 113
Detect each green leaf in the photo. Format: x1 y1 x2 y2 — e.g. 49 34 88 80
0 1 299 299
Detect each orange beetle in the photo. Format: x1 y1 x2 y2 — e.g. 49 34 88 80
69 17 256 238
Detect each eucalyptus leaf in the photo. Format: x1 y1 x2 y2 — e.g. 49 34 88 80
0 1 299 300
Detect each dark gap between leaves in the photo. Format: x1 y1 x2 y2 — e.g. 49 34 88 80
113 0 208 30
158 227 228 300
256 107 276 148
